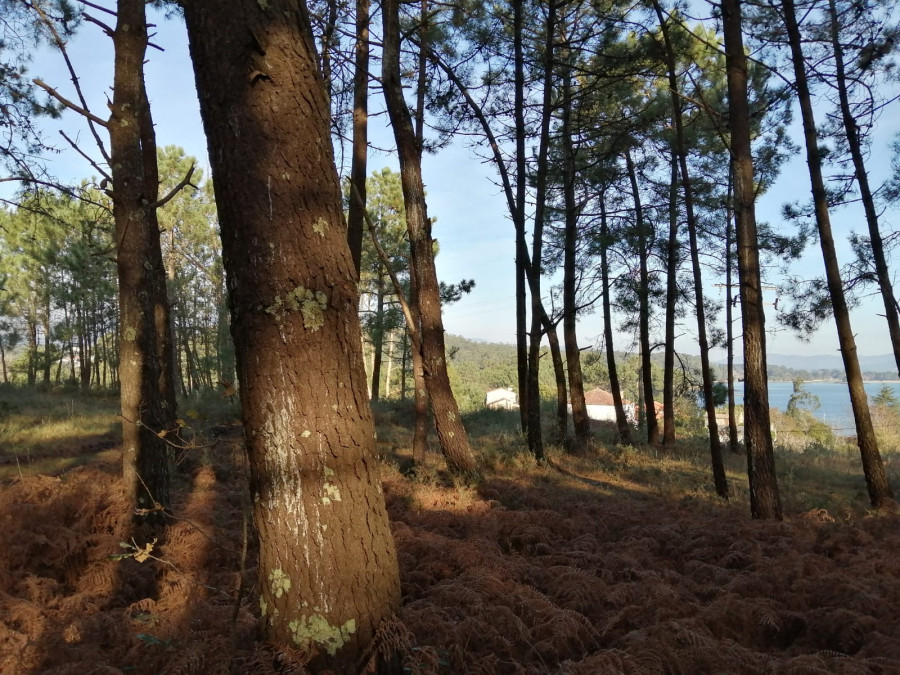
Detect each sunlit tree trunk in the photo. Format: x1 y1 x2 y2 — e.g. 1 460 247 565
183 0 401 666
112 0 172 518
781 0 893 509
382 0 478 475
560 58 590 453
721 0 782 519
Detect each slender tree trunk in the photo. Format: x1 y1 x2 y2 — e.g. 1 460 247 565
653 1 727 496
560 58 590 453
721 0 782 519
545 322 569 443
112 0 172 518
781 0 893 508
513 0 530 438
385 328 395 397
725 175 740 453
525 0 557 458
182 0 401 666
625 149 659 444
346 0 369 276
0 338 7 383
370 269 386 401
663 154 679 445
827 0 900 377
600 195 632 444
382 0 478 476
42 310 51 386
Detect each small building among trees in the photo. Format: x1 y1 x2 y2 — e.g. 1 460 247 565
485 387 519 410
577 388 636 423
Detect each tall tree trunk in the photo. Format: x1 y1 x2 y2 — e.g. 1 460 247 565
600 195 632 444
525 0 557 458
653 1 728 497
382 0 478 476
182 0 401 667
721 0 782 519
513 0 530 438
724 175 740 453
112 0 172 518
828 0 900 377
370 269 386 401
560 57 590 453
663 154 680 446
781 0 893 508
625 149 659 444
346 0 369 276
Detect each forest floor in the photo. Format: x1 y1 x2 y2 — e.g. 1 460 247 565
1 390 900 674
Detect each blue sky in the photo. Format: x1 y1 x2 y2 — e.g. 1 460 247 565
9 6 900 360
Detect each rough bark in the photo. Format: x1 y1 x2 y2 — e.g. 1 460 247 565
781 0 894 508
653 1 728 497
721 0 782 519
724 176 741 453
662 154 679 446
182 0 401 667
112 0 172 518
600 195 632 444
382 0 478 476
346 0 369 277
827 0 900 378
625 149 660 444
560 61 590 453
514 0 530 438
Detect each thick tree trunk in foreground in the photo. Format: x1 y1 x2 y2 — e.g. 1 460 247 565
781 0 893 509
721 0 782 519
112 0 172 517
183 0 401 667
382 0 478 476
513 0 530 439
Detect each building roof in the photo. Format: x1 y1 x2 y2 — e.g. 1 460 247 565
584 388 617 406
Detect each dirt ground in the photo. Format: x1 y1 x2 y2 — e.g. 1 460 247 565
1 432 900 674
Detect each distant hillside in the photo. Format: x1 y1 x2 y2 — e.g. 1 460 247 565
445 336 897 410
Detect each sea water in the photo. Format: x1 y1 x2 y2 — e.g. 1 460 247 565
732 380 900 434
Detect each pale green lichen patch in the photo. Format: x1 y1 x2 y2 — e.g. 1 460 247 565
260 596 268 617
123 326 137 341
322 482 342 505
269 568 291 598
301 429 311 438
323 466 335 478
288 615 356 656
264 286 328 332
312 218 329 237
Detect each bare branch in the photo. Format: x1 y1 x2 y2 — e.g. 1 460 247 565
151 164 197 209
33 79 109 128
60 130 111 181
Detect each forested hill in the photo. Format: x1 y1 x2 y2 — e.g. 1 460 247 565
444 335 897 410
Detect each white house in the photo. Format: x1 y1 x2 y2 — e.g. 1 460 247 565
485 387 519 410
573 388 636 423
